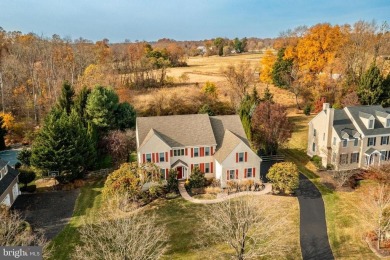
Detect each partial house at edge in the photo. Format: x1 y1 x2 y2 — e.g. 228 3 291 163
136 114 261 187
307 103 390 171
0 159 20 206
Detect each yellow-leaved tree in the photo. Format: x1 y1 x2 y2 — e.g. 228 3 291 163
259 49 276 84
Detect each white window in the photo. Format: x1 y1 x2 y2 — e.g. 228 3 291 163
194 148 199 157
205 147 210 156
312 142 316 152
313 129 317 137
193 163 199 169
351 153 359 163
159 152 165 162
333 137 336 145
354 138 359 146
369 119 374 129
323 133 325 141
246 168 253 178
340 154 348 165
342 139 347 147
229 170 235 179
238 152 244 162
205 163 210 173
381 136 389 145
146 154 152 162
367 137 376 147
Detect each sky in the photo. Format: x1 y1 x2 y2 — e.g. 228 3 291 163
0 0 389 42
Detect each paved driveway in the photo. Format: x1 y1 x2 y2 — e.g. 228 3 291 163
11 190 80 240
297 174 334 260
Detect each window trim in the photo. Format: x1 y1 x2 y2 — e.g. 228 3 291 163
159 152 165 162
194 147 199 157
354 138 358 146
351 152 359 163
238 152 244 162
229 169 235 180
367 137 376 147
381 136 389 145
369 119 374 129
146 153 152 162
246 168 253 178
342 139 348 147
205 147 210 156
205 163 210 173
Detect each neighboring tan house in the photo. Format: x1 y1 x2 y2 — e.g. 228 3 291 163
136 114 261 187
307 103 390 171
0 159 20 206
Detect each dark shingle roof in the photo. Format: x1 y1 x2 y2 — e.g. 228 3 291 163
0 165 18 196
333 110 358 139
346 105 390 136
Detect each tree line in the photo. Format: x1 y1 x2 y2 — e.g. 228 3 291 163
260 21 390 111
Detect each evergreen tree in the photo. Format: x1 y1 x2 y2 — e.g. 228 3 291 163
57 81 75 114
31 110 96 183
272 48 293 88
239 95 256 141
74 86 91 121
357 64 384 105
380 74 390 107
262 86 274 102
86 86 119 131
115 102 136 130
0 116 7 150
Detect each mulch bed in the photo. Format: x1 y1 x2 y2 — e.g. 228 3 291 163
366 237 390 258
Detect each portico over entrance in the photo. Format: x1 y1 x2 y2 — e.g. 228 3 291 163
171 159 188 180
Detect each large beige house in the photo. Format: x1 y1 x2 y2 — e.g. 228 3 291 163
136 114 261 187
307 103 390 170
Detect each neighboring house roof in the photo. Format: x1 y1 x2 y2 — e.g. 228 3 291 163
0 159 7 169
332 110 357 139
346 106 390 136
214 130 246 163
0 165 18 197
137 114 217 148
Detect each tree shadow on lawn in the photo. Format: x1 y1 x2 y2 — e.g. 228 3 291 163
71 179 104 218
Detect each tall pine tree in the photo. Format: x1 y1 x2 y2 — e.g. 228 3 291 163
357 63 384 105
57 81 75 114
0 116 7 150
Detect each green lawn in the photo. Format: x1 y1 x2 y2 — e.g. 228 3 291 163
49 180 301 259
282 113 378 259
49 178 105 260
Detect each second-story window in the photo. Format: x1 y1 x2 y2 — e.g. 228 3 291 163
381 136 389 145
146 154 152 162
205 147 210 156
387 119 390 128
333 137 336 145
313 129 317 137
159 152 165 162
194 148 199 157
342 139 347 147
354 139 359 146
367 137 376 147
238 152 244 162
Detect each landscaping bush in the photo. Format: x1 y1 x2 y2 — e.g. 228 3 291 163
148 184 165 199
18 168 36 188
188 167 207 189
311 155 323 169
205 186 222 194
303 104 312 115
17 148 32 166
166 169 178 193
267 162 299 194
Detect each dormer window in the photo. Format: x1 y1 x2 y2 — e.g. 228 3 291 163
369 119 374 129
387 119 390 128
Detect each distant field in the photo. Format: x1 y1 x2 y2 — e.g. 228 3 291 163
126 53 298 113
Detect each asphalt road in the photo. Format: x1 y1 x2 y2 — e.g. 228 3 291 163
297 174 334 260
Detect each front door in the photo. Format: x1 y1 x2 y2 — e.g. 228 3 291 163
177 166 183 179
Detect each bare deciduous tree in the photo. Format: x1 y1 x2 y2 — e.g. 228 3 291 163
222 61 256 107
73 212 167 260
331 169 359 188
0 208 52 258
359 183 390 250
200 196 292 260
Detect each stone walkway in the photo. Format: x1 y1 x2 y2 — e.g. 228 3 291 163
178 182 272 204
